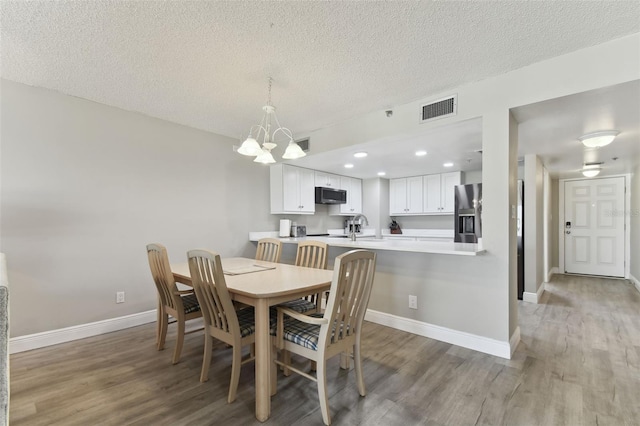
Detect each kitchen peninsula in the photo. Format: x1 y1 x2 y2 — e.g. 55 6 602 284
247 232 513 359
249 232 484 256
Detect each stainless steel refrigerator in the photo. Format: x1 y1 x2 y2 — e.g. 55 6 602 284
454 183 482 243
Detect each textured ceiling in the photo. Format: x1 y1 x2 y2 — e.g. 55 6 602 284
2 1 639 143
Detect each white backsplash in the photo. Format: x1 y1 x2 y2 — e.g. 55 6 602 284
270 204 345 234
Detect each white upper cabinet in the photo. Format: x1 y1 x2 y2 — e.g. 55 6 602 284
270 164 315 214
423 171 461 214
391 172 461 216
330 176 362 215
441 172 461 212
389 176 423 215
314 171 341 188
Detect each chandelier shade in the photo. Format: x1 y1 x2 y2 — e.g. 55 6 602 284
237 137 262 156
237 78 306 163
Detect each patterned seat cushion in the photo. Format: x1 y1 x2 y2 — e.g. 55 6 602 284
180 294 201 314
267 298 315 332
235 307 257 338
277 298 317 314
280 313 326 351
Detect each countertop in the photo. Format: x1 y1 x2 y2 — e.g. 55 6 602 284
249 232 484 256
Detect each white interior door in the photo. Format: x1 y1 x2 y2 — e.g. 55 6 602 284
564 177 625 277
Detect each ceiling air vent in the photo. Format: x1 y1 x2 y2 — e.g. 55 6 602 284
296 138 310 152
420 94 457 123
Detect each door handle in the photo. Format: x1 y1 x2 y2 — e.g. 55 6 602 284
566 231 571 235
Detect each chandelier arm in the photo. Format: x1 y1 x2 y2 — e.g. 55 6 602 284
248 124 269 138
271 126 294 141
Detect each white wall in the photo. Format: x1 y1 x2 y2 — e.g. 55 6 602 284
0 80 282 337
362 178 389 237
543 168 551 280
631 157 640 284
551 178 560 268
523 154 545 298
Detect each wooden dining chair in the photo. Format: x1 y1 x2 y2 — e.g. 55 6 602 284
278 240 328 313
255 238 282 263
274 249 377 425
187 249 256 403
146 243 202 364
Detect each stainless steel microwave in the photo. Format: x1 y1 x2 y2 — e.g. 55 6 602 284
315 187 347 204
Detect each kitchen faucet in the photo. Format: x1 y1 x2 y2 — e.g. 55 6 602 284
350 214 369 241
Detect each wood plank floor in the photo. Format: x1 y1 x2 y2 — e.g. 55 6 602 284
9 274 640 425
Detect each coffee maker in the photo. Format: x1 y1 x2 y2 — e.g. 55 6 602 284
344 218 363 234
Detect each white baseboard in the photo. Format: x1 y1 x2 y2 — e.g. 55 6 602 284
364 309 513 359
631 274 640 294
523 281 545 304
509 326 521 356
546 267 559 283
9 310 157 354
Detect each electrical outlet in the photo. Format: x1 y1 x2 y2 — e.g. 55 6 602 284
116 291 125 304
408 295 418 310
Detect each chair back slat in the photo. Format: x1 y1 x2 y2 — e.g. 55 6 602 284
321 250 376 349
256 238 282 263
295 240 328 270
188 250 239 336
147 244 179 311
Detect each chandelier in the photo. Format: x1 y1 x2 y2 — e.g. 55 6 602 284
237 78 306 164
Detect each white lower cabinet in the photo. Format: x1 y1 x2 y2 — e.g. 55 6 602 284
270 164 315 214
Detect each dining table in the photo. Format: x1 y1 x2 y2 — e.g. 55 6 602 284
171 257 333 422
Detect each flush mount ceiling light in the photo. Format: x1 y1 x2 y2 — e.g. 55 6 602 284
377 171 386 176
578 130 620 148
582 162 603 178
443 162 454 167
344 163 354 169
582 168 601 178
415 150 427 157
354 152 368 158
237 77 306 164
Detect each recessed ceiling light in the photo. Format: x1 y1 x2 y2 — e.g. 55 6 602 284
443 162 454 167
344 163 354 169
354 152 368 158
415 150 427 157
377 171 386 176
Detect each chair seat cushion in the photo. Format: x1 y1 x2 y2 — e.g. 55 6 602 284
180 294 201 314
277 298 317 314
235 307 257 338
280 313 326 351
